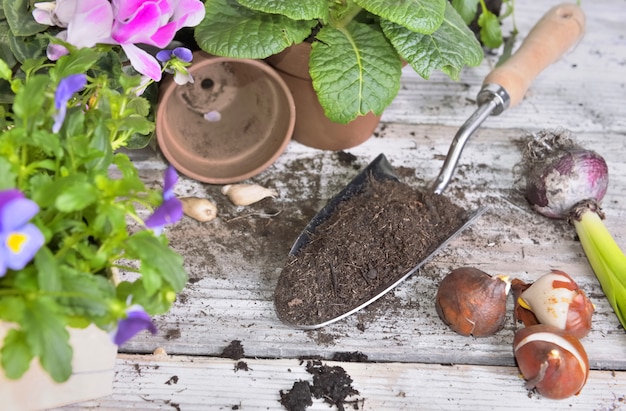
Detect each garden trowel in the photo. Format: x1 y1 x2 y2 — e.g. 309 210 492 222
275 3 585 329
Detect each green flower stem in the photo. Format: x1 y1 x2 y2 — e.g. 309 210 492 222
570 200 626 329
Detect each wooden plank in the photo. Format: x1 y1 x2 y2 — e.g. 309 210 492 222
56 1 626 409
118 127 626 371
63 354 626 411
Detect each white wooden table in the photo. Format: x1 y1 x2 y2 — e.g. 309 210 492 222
62 1 626 410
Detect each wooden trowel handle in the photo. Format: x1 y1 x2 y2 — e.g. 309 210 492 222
483 3 585 108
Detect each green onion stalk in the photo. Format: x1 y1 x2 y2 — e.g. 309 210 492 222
570 200 626 328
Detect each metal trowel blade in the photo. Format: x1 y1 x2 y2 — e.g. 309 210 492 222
280 153 487 329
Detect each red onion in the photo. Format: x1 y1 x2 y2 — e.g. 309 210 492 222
518 129 626 331
520 129 608 219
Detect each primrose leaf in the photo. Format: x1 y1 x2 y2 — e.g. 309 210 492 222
236 0 327 20
478 10 503 49
382 3 483 80
195 0 317 59
354 0 445 34
451 0 480 25
309 22 402 124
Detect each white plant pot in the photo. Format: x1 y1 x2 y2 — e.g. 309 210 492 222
0 323 118 411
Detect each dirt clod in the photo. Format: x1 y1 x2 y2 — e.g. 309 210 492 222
221 340 244 360
279 360 361 411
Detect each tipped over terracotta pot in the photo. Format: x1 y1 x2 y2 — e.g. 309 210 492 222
156 52 295 184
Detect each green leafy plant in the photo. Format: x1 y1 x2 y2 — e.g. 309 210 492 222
194 0 513 124
0 48 189 383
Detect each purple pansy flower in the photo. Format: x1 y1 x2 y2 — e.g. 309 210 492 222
113 305 158 345
156 47 194 85
53 73 87 133
0 189 45 277
145 166 183 235
156 47 193 64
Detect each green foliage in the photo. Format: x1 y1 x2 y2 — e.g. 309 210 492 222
194 0 514 124
309 22 402 123
382 3 484 80
0 50 188 383
0 0 48 68
194 0 316 59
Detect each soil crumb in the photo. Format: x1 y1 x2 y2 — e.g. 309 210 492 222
279 360 361 411
221 340 244 360
234 360 250 372
331 352 369 362
280 380 313 411
274 176 467 326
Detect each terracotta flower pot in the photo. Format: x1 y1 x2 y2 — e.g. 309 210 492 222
265 43 381 151
157 52 295 184
0 323 117 410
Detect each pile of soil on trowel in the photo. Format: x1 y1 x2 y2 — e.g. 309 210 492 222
274 175 468 327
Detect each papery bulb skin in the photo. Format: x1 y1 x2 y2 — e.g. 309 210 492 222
435 267 511 337
518 270 594 338
221 184 278 206
513 324 589 399
526 148 608 219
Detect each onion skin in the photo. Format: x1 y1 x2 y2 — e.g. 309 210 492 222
519 129 608 219
221 184 277 206
526 148 608 219
435 267 510 337
513 324 589 399
180 197 218 222
515 270 594 338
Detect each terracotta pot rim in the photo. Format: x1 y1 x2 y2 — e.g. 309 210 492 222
156 52 295 184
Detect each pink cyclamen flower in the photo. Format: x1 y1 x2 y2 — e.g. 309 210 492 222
33 0 205 81
33 0 114 60
110 0 205 81
0 189 45 277
112 305 158 345
144 165 183 235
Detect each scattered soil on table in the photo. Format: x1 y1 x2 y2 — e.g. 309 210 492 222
280 381 313 411
279 359 362 411
274 176 468 327
234 360 250 372
221 340 244 360
331 351 368 362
